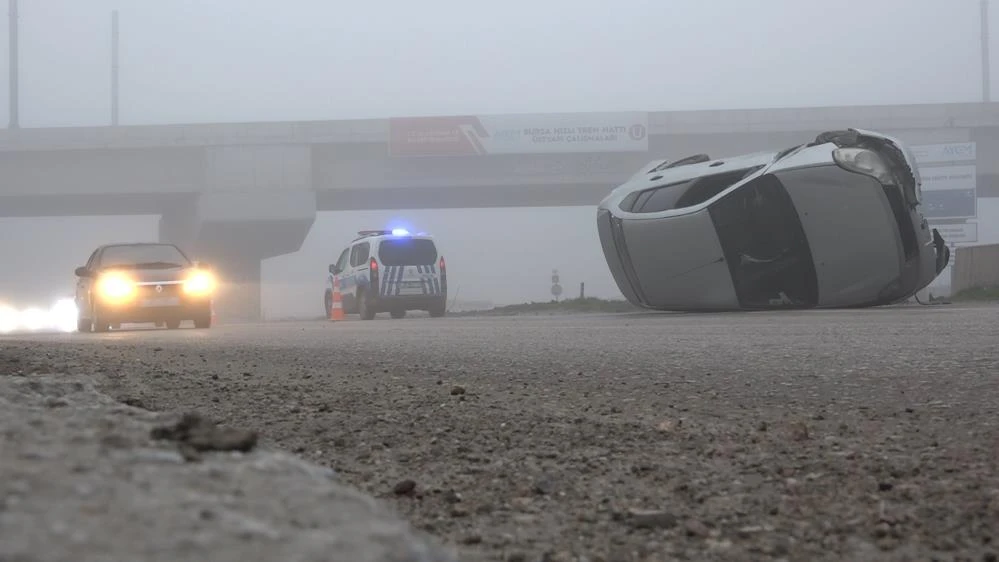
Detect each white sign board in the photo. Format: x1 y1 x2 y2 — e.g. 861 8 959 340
919 165 977 192
931 222 979 244
389 112 650 156
910 142 977 165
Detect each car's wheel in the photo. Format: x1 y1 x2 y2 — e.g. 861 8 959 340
358 290 375 321
324 290 333 318
429 300 446 318
165 319 181 330
92 305 110 333
390 309 406 319
77 316 92 333
190 303 213 329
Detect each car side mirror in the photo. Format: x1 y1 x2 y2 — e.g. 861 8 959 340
328 264 337 275
74 266 92 278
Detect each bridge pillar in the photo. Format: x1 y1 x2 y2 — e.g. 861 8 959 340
159 190 317 322
158 196 199 251
159 145 316 322
196 190 316 322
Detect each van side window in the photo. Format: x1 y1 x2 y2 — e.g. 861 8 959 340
350 242 370 266
335 248 350 272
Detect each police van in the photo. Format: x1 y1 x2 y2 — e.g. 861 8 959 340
325 229 447 320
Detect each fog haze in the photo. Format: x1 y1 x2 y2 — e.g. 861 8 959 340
0 0 990 315
1 0 987 126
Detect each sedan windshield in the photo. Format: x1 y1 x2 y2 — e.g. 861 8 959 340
99 245 190 269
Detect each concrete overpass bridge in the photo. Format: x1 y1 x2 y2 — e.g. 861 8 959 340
2 102 998 320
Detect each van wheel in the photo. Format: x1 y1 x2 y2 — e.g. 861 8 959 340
390 309 406 319
429 301 446 318
165 319 181 330
358 290 375 321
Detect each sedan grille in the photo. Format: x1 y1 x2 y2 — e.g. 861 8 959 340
136 282 183 298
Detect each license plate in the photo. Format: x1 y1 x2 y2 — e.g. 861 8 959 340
141 297 180 307
399 282 423 295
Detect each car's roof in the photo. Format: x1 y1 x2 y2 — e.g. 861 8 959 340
349 233 437 244
97 242 181 250
94 242 191 259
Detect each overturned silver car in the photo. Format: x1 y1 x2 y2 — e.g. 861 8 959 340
597 129 950 311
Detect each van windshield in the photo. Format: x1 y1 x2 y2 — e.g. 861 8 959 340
378 239 438 266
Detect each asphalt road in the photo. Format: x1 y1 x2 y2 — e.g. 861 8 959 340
2 304 999 561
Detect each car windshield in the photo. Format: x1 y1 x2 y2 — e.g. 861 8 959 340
99 245 190 269
378 238 438 266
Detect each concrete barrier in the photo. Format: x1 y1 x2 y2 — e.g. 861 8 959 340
952 243 999 294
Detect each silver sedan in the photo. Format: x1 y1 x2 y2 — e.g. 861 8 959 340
596 129 950 311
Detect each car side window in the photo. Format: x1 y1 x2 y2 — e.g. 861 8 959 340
335 248 350 273
349 245 361 267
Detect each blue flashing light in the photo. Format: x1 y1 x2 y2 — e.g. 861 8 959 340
391 228 410 236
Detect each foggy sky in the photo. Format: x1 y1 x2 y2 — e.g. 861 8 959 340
0 1 991 314
0 0 990 127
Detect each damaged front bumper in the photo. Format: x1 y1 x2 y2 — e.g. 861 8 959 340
932 227 950 274
819 128 951 298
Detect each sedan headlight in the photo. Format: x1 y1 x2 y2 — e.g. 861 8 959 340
50 298 78 333
183 270 217 296
96 272 137 303
832 148 894 185
19 308 47 331
0 304 18 333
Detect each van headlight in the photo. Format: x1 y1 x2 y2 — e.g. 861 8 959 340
183 271 217 296
832 148 894 185
96 272 137 303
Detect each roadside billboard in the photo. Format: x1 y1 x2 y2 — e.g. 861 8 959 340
912 141 979 244
388 112 649 157
932 222 978 245
910 142 976 165
918 164 977 220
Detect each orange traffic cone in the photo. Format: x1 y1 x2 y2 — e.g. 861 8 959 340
330 276 345 321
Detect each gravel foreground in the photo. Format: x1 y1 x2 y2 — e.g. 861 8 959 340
0 372 459 562
2 305 999 562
